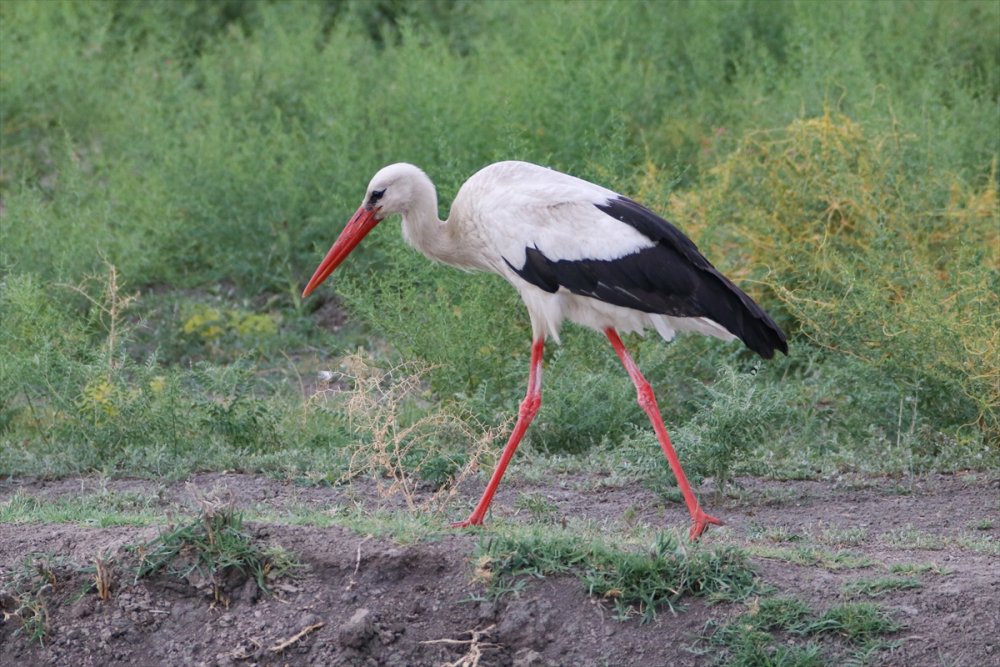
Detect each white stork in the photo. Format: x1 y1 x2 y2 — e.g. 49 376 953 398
303 161 787 539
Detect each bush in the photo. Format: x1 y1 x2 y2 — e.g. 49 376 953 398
0 267 352 477
1 0 996 477
672 112 998 442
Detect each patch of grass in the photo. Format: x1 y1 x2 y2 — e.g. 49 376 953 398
746 523 807 544
0 489 161 527
330 506 445 545
955 534 1000 556
477 527 759 622
724 485 811 508
880 526 949 552
841 577 922 599
748 545 875 571
513 493 559 523
131 503 301 604
888 562 946 576
0 553 87 646
966 518 994 531
249 503 341 530
748 596 815 632
0 490 444 543
816 527 869 548
700 597 900 666
880 524 999 555
0 267 362 479
808 602 900 644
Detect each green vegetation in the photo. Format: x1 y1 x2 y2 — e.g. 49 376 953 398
881 525 1000 556
700 597 900 666
1 0 997 509
477 527 759 621
841 577 922 599
131 504 301 601
0 487 161 527
0 552 88 645
747 544 875 571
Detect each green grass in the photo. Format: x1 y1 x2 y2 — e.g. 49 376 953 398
967 518 994 531
0 486 454 544
477 526 760 622
0 0 997 510
841 577 922 599
0 488 162 527
0 552 88 646
747 545 875 571
130 505 301 600
700 597 901 666
816 527 869 548
888 562 946 576
881 525 1000 556
513 492 560 523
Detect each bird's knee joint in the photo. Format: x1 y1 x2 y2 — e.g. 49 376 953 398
519 394 541 418
636 383 657 411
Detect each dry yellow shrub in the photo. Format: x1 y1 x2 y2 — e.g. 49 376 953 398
668 111 998 441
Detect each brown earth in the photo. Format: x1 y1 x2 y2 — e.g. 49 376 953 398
1 471 998 666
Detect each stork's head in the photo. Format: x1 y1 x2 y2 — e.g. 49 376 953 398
302 163 430 298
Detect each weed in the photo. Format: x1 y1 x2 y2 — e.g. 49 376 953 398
690 109 999 444
93 553 113 602
879 525 999 555
131 502 300 604
817 527 869 548
807 603 900 643
0 553 85 646
478 528 758 622
673 366 797 492
513 493 559 523
700 596 900 666
888 562 945 576
841 577 922 598
747 522 807 544
2 591 49 646
967 518 994 531
748 545 875 570
331 352 503 516
881 526 948 551
0 267 361 478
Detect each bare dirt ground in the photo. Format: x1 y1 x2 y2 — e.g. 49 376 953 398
1 471 997 666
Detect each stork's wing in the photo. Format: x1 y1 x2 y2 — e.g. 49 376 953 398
503 192 788 359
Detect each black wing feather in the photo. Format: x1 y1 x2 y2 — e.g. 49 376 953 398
506 196 788 359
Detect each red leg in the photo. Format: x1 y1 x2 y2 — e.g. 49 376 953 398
453 338 545 528
605 328 722 540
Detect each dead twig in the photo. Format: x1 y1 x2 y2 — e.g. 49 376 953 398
420 624 499 667
267 621 325 653
345 535 372 591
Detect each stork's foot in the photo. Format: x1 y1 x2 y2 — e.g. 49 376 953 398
688 509 724 540
450 516 484 529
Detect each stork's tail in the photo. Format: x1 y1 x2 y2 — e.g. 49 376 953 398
699 273 788 359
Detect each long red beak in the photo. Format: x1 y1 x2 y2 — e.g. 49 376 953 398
302 205 380 298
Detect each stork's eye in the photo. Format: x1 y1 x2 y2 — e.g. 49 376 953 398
369 189 386 204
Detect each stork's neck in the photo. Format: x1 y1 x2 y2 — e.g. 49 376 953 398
399 176 482 270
